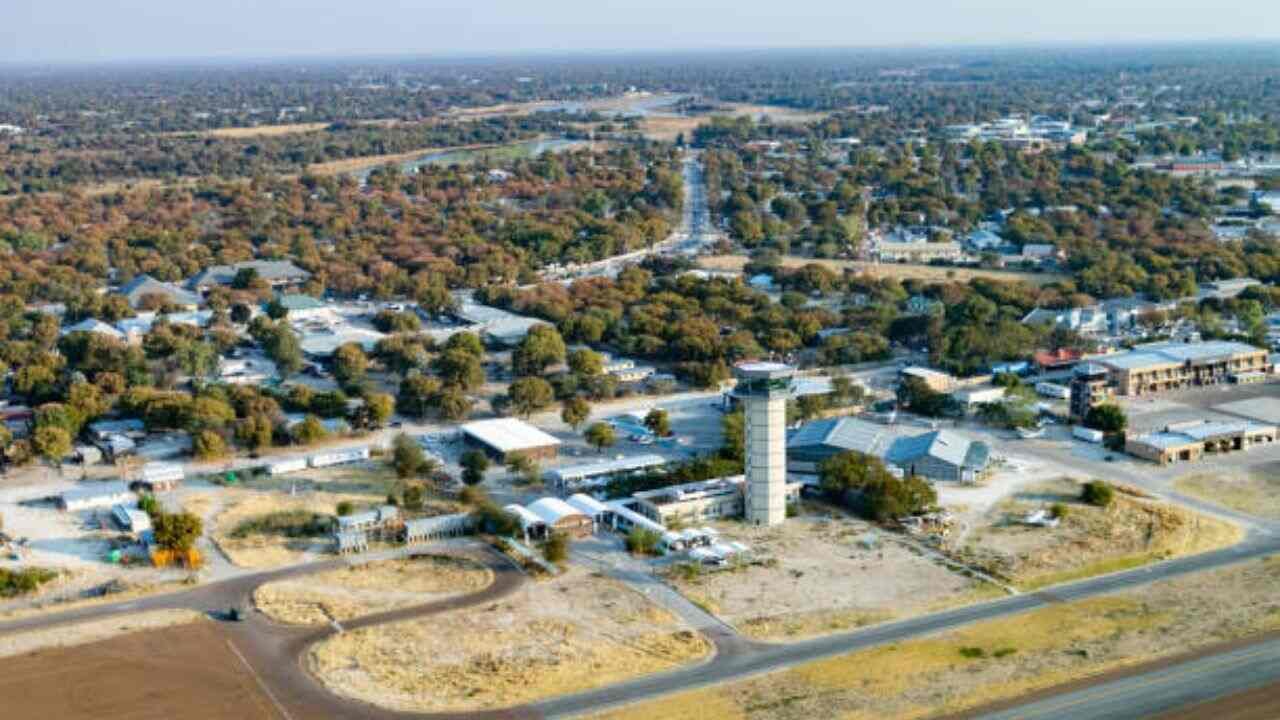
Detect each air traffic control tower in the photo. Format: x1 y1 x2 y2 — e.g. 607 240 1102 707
733 361 794 526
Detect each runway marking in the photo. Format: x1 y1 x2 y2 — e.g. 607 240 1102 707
226 639 295 720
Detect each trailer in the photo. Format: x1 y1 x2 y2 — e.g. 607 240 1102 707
307 446 370 469
1035 382 1070 400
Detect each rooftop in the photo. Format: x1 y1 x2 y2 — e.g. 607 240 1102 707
546 454 668 483
461 418 561 453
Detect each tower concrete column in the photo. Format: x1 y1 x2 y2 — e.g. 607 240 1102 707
733 361 794 526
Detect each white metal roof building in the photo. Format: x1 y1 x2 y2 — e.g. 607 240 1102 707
58 481 134 511
545 454 668 493
525 497 594 539
566 493 611 522
462 418 561 461
504 503 548 539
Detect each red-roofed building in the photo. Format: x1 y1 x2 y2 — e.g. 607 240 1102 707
1034 348 1084 371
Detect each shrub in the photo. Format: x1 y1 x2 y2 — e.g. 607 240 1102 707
336 500 354 516
993 647 1018 658
624 527 662 555
959 646 986 659
231 510 330 539
0 567 58 598
543 532 569 563
1081 480 1115 507
1049 502 1069 519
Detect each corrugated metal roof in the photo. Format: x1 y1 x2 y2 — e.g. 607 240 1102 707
787 417 894 457
527 497 586 526
566 493 610 516
546 454 667 483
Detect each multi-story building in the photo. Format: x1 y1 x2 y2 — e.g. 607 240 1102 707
1069 363 1113 420
1095 340 1270 396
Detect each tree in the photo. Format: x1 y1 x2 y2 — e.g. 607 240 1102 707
435 387 474 422
264 324 303 377
397 374 442 418
720 411 744 462
229 303 252 324
265 297 288 320
506 453 542 485
460 450 490 486
819 451 937 521
192 430 229 460
567 349 604 377
1084 404 1127 433
507 377 555 417
235 414 275 451
443 332 484 358
32 426 71 467
512 324 566 376
433 348 484 390
1081 480 1115 507
362 392 395 428
336 500 354 516
561 396 591 431
291 414 329 445
392 433 427 478
333 343 369 388
584 422 616 454
896 377 953 417
152 511 203 552
644 408 671 437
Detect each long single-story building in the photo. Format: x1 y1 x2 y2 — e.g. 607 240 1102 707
58 481 134 512
1125 420 1278 465
526 497 594 539
632 476 802 526
544 454 668 494
461 418 561 462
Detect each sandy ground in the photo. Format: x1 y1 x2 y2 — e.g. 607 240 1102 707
1175 468 1280 520
951 477 1243 589
698 254 1068 286
666 509 984 641
0 621 286 720
211 489 372 569
254 554 492 624
0 608 203 658
308 565 710 712
592 555 1280 720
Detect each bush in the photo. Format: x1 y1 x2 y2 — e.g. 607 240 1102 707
543 532 569 563
336 500 354 516
959 646 986 659
0 567 58 598
231 510 330 539
1081 480 1115 507
472 501 521 537
624 527 662 555
993 647 1018 658
1049 502 1069 519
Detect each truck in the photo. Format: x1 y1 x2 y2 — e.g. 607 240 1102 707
1073 426 1104 443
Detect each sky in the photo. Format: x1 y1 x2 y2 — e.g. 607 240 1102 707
1 0 1278 64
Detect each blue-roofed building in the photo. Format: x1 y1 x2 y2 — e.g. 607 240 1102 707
787 418 992 483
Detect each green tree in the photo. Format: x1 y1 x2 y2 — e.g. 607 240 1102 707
32 426 71 467
192 430 230 460
644 408 672 437
1084 404 1127 433
264 324 303 377
460 450 490 486
567 349 604 377
506 452 542 485
235 414 275 451
561 396 591 431
584 422 616 454
397 374 442 418
392 433 427 478
435 387 474 422
291 414 329 445
265 297 288 320
362 392 395 428
819 451 937 521
720 410 744 462
507 377 555 417
543 532 569 563
433 348 484 390
512 324 566 376
333 343 369 388
152 511 203 552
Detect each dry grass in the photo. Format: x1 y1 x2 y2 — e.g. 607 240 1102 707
196 122 333 138
307 565 711 712
212 489 376 568
0 609 203 659
0 578 191 622
953 477 1243 591
254 555 492 624
590 555 1280 720
304 143 500 175
665 514 981 641
698 254 1068 286
1175 470 1280 520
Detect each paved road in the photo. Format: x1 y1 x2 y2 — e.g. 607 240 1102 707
968 634 1280 720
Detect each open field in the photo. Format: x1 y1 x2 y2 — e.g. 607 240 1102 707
211 489 377 568
592 555 1280 720
698 254 1069 286
951 477 1242 590
0 608 202 658
305 147 469 175
0 620 286 719
307 565 710 712
254 554 491 624
1176 469 1280 520
665 509 987 641
198 122 332 138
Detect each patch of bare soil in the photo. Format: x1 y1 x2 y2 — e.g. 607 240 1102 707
254 555 492 624
307 565 710 711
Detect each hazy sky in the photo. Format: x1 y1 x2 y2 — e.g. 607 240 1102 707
2 0 1277 64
